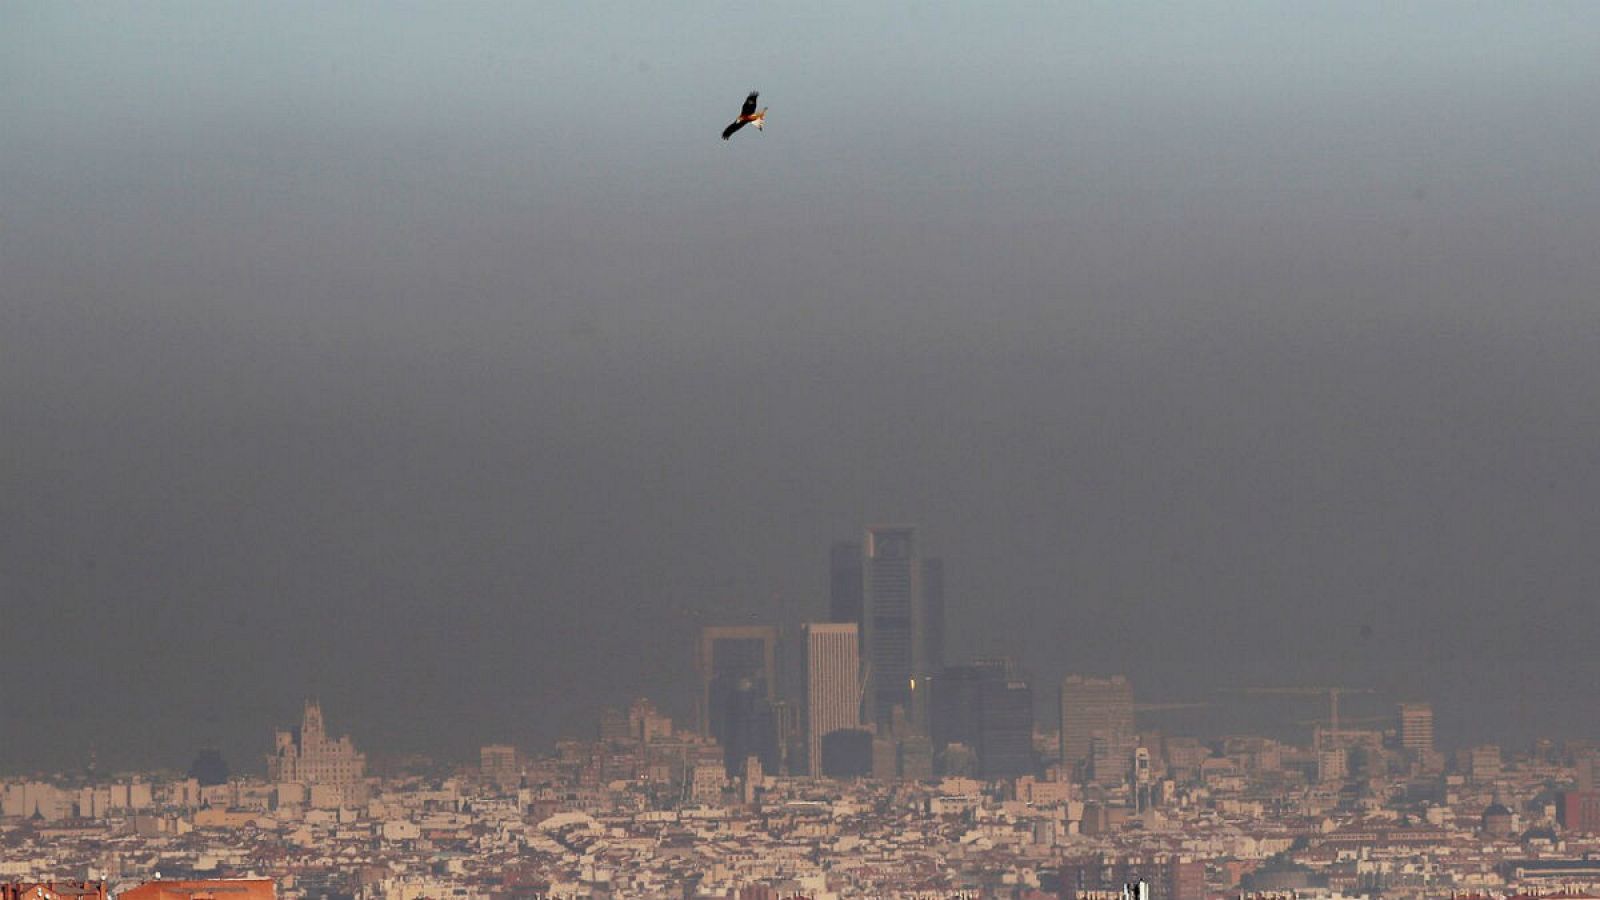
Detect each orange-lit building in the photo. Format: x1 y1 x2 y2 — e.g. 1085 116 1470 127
118 880 274 900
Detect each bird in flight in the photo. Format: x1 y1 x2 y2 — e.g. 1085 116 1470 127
722 91 766 141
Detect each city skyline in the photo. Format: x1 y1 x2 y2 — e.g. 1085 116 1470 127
0 521 1585 775
0 657 1501 781
0 513 1572 780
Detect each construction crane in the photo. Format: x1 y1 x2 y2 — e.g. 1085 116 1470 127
1134 702 1212 714
1293 713 1393 749
1291 713 1392 728
1222 686 1378 738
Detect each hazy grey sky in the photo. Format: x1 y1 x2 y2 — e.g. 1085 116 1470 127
4 2 1599 772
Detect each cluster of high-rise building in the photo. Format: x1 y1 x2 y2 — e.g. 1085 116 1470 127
16 526 1600 899
627 529 1456 802
684 526 1041 786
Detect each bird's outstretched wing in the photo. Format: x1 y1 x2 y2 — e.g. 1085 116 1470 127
722 119 747 141
740 92 759 117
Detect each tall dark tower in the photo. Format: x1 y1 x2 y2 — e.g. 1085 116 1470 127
863 525 921 730
722 676 779 777
829 540 864 625
930 658 1031 777
977 676 1035 778
930 665 986 754
697 626 778 742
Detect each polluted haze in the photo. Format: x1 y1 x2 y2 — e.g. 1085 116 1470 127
3 3 1599 772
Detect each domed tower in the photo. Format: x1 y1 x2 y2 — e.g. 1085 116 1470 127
1482 800 1516 838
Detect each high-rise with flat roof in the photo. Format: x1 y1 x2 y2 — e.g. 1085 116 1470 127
1059 675 1134 780
1399 702 1434 755
978 677 1035 779
803 622 861 777
863 525 922 728
930 664 988 755
930 658 1026 775
480 744 518 787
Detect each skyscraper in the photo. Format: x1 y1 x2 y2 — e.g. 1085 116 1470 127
1059 675 1134 780
977 677 1036 779
930 665 987 756
722 677 779 777
1399 702 1435 756
862 525 922 729
697 625 778 742
833 526 947 733
803 622 861 777
930 659 1034 778
828 540 864 626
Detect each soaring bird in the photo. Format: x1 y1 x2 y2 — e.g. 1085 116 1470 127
721 91 766 141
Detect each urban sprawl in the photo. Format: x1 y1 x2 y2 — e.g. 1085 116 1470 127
8 529 1600 900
